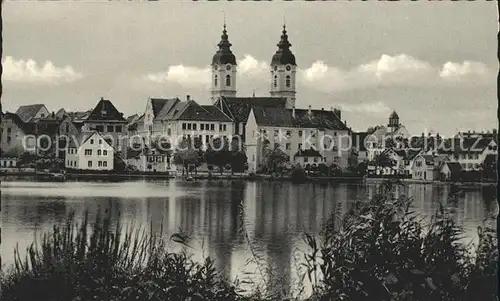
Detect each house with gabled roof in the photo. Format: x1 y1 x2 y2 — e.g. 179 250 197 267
136 95 234 151
412 154 441 181
440 162 463 182
65 131 114 171
245 105 349 172
82 98 127 155
15 104 49 123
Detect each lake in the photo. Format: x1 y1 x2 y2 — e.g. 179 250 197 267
1 179 497 297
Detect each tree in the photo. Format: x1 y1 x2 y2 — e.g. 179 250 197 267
230 150 247 175
262 144 289 174
205 137 231 175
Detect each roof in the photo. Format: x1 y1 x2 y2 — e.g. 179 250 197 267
389 111 399 119
438 137 495 154
15 104 47 122
415 154 435 165
86 98 126 122
68 131 110 148
294 148 322 158
352 132 369 152
443 162 462 174
67 111 92 122
212 25 236 66
126 114 139 124
215 96 287 123
173 101 232 122
404 149 422 161
252 107 348 130
271 26 296 66
155 98 182 120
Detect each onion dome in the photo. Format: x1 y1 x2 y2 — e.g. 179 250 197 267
212 24 237 66
271 25 296 66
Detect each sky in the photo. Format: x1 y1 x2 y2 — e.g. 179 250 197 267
2 2 497 136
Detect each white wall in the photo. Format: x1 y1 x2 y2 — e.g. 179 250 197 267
66 132 114 171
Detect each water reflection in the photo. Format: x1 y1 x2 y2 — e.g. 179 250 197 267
1 179 497 294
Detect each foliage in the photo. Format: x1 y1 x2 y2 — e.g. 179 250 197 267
302 181 498 301
173 137 204 176
0 210 254 301
205 137 231 175
262 144 289 174
291 165 308 183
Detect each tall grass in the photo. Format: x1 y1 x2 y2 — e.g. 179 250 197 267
0 209 252 301
1 180 497 301
302 180 498 301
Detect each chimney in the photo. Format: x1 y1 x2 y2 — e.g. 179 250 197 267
292 106 296 118
186 95 190 102
308 105 312 116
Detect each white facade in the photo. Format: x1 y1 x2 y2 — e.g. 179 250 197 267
65 132 114 171
447 140 497 171
270 63 296 109
245 109 350 172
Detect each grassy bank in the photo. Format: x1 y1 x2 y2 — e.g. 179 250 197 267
1 181 497 301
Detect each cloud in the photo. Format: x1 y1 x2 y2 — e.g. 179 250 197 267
2 56 83 84
439 60 490 82
145 53 492 92
338 101 391 115
145 54 269 88
145 65 211 88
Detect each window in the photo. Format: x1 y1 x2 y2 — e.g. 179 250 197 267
98 150 102 156
286 143 291 150
219 124 223 131
274 130 279 137
103 150 107 156
96 125 104 132
40 114 45 117
182 123 186 130
67 160 70 166
285 75 291 88
206 123 209 130
7 128 11 133
226 75 231 87
187 123 192 130
88 161 92 167
201 124 205 130
286 130 291 137
314 157 318 163
273 75 278 88
299 130 303 137
116 126 122 132
167 128 171 135
298 143 302 150
214 75 218 86
304 157 309 163
99 139 102 144
107 125 114 132
103 161 107 167
210 124 215 131
90 139 94 144
98 161 103 167
85 149 92 156
223 124 227 131
193 124 197 130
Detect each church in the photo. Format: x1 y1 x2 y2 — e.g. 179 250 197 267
131 24 352 172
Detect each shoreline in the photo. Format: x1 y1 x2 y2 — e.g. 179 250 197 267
0 171 495 186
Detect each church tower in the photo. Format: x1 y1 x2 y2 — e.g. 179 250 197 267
211 24 237 104
388 110 400 132
270 25 297 109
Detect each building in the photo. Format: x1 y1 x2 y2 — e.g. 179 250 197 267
126 142 172 173
293 148 324 167
15 104 49 123
412 154 440 181
245 105 349 172
0 157 18 169
135 96 234 150
82 98 127 155
365 111 410 161
438 135 497 171
351 132 369 163
0 112 36 156
65 131 114 171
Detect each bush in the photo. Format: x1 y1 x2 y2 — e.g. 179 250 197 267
302 180 498 301
0 210 253 301
291 166 307 183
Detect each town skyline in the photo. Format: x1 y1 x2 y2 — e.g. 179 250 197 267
2 2 497 136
